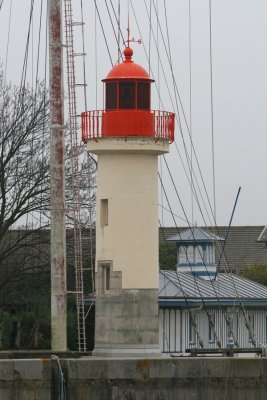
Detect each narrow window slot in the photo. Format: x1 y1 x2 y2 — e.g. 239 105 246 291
105 266 110 292
100 199 108 227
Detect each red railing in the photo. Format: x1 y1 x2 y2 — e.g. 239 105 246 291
81 110 175 143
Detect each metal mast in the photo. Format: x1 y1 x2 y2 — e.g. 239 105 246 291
63 0 87 352
49 0 67 351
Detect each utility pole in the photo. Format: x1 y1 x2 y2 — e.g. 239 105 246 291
49 0 67 351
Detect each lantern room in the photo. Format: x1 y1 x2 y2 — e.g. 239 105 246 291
101 47 155 137
81 47 175 142
103 47 153 111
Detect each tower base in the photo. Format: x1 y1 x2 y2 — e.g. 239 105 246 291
93 286 160 358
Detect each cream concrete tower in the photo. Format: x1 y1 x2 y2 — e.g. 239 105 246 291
82 46 174 356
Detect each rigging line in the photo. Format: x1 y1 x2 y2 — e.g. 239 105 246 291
93 0 113 67
19 0 35 98
163 155 220 286
135 0 183 138
188 0 193 224
133 0 219 244
161 1 230 262
34 0 43 103
159 221 205 351
158 174 222 349
162 39 213 226
172 132 214 229
95 4 98 108
159 157 164 225
31 3 34 92
163 155 256 346
161 156 241 341
4 0 12 80
44 0 48 91
213 187 257 345
104 0 123 62
117 0 121 61
148 0 152 75
163 157 224 290
158 219 198 354
80 0 88 111
209 0 216 221
164 2 211 229
154 0 217 226
148 0 215 229
149 0 182 129
108 0 126 52
79 0 97 282
156 0 160 109
216 187 241 275
87 153 95 293
158 204 194 226
130 0 165 109
131 0 218 233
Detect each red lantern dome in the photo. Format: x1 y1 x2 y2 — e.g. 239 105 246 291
103 47 153 82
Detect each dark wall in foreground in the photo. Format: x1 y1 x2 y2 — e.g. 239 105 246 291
0 357 266 399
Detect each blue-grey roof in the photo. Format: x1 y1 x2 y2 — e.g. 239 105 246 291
166 226 224 243
159 270 267 307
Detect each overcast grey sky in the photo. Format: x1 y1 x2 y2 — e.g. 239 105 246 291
1 0 267 228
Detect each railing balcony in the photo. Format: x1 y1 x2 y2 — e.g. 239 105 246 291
81 110 175 143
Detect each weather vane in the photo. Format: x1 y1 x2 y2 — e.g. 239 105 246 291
124 17 141 48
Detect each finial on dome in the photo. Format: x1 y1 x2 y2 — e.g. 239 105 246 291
123 47 133 62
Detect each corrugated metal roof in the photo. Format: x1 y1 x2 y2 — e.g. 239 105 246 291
159 270 267 300
166 226 224 243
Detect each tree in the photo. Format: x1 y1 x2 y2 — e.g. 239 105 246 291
0 64 96 308
159 242 177 270
240 264 267 286
0 65 96 349
0 65 51 305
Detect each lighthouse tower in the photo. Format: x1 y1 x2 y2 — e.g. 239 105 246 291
82 46 174 356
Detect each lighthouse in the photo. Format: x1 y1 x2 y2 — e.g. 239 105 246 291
82 45 174 356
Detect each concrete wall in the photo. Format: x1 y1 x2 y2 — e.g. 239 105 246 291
0 359 51 400
0 357 267 399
